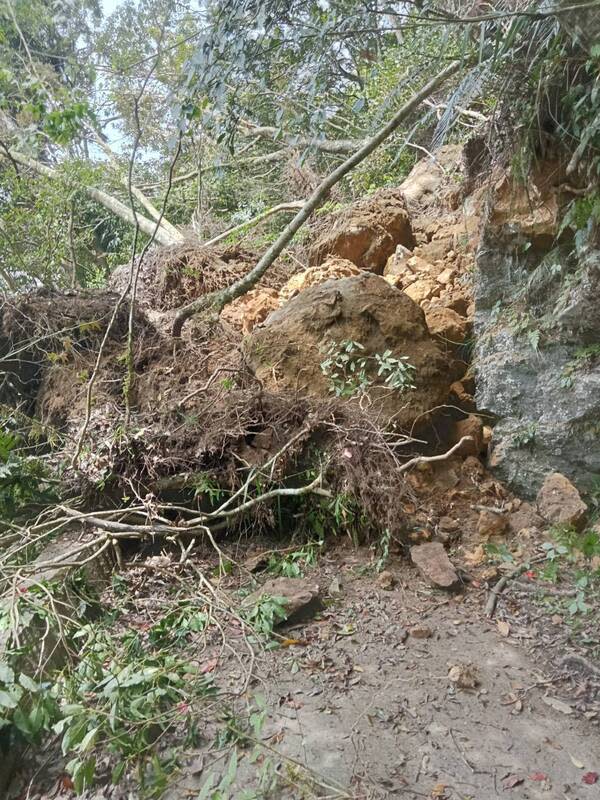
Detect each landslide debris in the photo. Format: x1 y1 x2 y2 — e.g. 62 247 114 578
244 272 453 429
308 188 415 272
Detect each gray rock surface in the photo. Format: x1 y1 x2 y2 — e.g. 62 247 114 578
474 188 600 497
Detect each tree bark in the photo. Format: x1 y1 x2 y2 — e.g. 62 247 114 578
239 120 361 154
1 148 182 247
172 60 461 338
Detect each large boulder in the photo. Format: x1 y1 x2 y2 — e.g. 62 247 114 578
244 273 451 429
537 472 588 528
309 189 415 273
474 166 600 496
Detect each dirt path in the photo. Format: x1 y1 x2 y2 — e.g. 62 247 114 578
163 548 599 800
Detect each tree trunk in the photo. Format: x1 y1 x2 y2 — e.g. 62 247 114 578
1 148 182 247
172 60 461 338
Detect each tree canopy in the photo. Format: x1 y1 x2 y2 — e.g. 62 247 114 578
1 0 598 292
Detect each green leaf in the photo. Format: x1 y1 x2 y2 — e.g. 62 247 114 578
112 760 126 784
19 673 40 693
0 662 14 684
77 725 99 753
0 689 19 709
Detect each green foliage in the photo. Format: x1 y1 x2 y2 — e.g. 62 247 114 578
0 430 56 520
320 339 416 399
511 423 537 450
266 541 322 578
560 344 600 390
147 602 209 648
0 587 215 796
539 525 600 615
241 594 288 639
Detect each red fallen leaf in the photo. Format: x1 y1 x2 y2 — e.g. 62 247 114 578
529 772 547 781
200 658 218 673
502 774 524 789
583 772 599 785
524 570 536 579
60 775 75 791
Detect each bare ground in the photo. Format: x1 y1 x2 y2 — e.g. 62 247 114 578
18 540 600 800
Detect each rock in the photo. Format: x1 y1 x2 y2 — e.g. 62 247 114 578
437 267 456 285
425 306 469 344
508 502 544 534
244 577 321 623
244 273 452 428
221 288 279 334
404 278 438 304
409 624 433 639
443 293 470 316
462 455 485 480
410 542 459 589
309 188 415 273
448 662 480 689
406 255 434 274
536 472 588 527
416 238 454 264
278 257 360 305
383 245 412 277
399 144 463 207
376 570 395 590
453 415 484 456
474 165 600 495
477 509 508 538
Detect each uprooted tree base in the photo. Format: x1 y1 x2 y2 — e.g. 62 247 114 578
0 280 442 542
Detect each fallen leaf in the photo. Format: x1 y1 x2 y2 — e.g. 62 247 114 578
529 772 547 782
497 619 510 637
200 658 218 674
281 638 306 647
543 696 573 715
431 782 447 798
502 773 524 789
543 736 563 751
583 772 599 785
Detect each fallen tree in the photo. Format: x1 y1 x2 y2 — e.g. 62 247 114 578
171 59 461 337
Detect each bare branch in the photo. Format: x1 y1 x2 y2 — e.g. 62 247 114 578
202 201 304 248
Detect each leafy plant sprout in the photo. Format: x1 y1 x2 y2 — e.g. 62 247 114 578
320 339 416 399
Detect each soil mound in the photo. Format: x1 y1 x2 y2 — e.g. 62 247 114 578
109 242 293 312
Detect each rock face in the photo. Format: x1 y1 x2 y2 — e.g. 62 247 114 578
244 273 452 429
309 189 415 273
474 166 600 495
537 472 588 528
